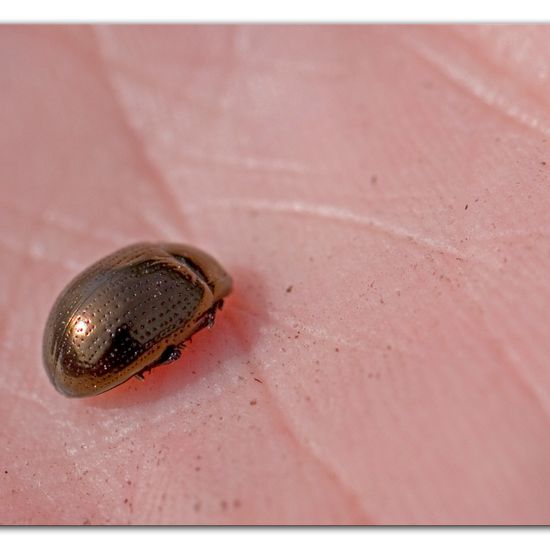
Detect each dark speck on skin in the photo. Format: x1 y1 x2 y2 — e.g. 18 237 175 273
250 399 257 406
465 204 469 210
286 285 293 293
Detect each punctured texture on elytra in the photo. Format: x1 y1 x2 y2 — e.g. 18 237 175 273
42 242 232 397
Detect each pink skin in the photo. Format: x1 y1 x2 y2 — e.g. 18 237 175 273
1 25 550 525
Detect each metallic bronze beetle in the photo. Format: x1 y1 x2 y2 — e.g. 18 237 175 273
43 242 232 397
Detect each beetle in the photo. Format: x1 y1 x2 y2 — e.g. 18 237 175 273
42 242 232 397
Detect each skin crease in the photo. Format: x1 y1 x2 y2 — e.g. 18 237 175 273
1 25 550 525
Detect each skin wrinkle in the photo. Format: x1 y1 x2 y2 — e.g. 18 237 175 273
405 30 550 140
255 378 374 524
0 196 98 272
186 197 465 259
3 28 188 247
85 354 247 448
91 64 329 178
139 476 169 523
226 311 379 521
41 210 130 249
472 229 550 242
0 236 78 272
175 150 317 176
485 309 550 411
16 474 58 516
0 268 24 365
0 382 52 415
251 58 348 79
232 26 348 80
460 280 550 422
453 27 550 113
495 338 550 422
18 475 72 521
89 48 229 122
11 375 154 523
471 28 550 85
99 26 347 92
137 208 189 243
0 198 127 250
54 433 144 525
2 399 106 517
232 303 367 350
94 29 323 178
88 28 195 243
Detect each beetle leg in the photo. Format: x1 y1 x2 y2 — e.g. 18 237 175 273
204 304 219 329
206 310 216 329
159 344 184 364
133 343 185 379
